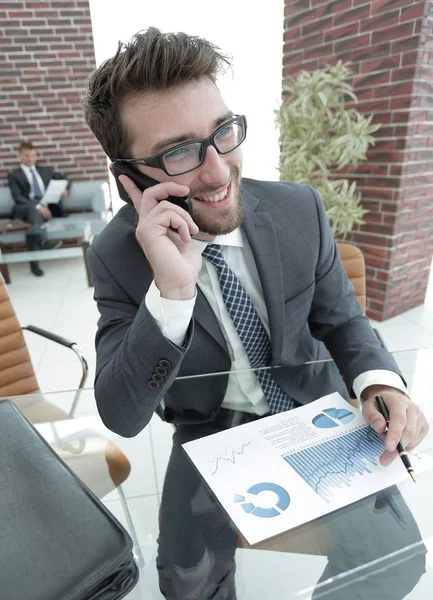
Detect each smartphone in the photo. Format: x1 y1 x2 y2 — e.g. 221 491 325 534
110 160 192 215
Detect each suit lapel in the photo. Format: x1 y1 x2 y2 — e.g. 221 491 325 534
17 169 30 193
242 207 285 366
37 166 50 188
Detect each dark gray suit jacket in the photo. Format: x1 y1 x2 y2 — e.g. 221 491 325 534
88 179 402 437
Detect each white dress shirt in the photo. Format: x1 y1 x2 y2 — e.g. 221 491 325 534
145 228 406 414
20 164 45 202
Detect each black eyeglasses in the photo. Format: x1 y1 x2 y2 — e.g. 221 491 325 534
115 114 247 176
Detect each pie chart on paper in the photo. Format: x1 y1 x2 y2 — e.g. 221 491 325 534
312 407 356 429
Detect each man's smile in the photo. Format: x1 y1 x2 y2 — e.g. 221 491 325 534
192 182 231 207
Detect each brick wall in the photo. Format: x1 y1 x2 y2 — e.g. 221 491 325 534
1 0 107 184
283 0 433 321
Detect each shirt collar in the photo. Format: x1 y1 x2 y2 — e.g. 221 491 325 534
193 227 243 254
215 228 243 248
21 164 36 173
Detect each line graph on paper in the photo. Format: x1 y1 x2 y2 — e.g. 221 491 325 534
202 439 260 476
282 426 386 503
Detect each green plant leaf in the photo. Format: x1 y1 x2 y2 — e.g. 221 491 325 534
277 61 381 236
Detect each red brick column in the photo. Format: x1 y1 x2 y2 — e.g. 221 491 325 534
1 0 107 184
283 0 433 321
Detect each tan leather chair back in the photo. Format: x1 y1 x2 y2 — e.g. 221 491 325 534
337 242 366 314
0 274 39 397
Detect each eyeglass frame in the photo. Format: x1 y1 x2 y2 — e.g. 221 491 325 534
114 114 247 176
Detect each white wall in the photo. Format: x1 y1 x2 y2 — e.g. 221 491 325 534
88 0 285 210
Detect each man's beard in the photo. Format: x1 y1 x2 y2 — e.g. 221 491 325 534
190 166 242 236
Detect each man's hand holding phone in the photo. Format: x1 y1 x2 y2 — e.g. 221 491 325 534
119 174 202 301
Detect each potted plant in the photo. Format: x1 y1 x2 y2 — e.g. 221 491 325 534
275 61 380 239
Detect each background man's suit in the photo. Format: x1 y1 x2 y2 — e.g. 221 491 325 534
8 165 70 256
8 165 69 221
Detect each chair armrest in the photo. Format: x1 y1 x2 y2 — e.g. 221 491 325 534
22 325 89 416
23 325 76 348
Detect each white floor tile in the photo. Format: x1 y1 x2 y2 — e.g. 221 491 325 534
17 306 60 330
8 261 76 294
402 304 433 335
54 293 99 326
370 318 433 353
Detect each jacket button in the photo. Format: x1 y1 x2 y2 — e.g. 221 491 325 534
148 380 160 389
155 366 167 376
152 373 164 384
159 359 171 370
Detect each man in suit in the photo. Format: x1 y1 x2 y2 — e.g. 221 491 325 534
7 141 69 276
83 29 429 600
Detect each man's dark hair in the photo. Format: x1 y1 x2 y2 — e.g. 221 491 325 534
82 27 231 160
19 142 35 152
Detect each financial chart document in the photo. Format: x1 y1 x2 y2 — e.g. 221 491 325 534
41 179 68 205
183 392 433 545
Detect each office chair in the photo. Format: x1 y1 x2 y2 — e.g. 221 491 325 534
0 273 144 566
336 242 366 313
337 241 388 364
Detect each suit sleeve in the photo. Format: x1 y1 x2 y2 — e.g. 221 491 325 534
87 245 194 437
7 172 31 206
306 185 404 393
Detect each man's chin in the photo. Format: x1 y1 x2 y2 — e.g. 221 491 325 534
193 169 242 236
193 199 243 237
193 212 243 236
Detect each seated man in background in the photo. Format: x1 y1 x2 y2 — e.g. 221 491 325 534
7 141 69 276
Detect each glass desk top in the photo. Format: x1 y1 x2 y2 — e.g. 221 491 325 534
3 347 433 599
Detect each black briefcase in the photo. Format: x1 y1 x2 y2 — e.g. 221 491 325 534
0 400 139 599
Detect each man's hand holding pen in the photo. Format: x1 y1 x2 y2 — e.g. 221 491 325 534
361 384 429 468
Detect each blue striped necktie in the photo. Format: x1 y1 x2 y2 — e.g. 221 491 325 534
31 168 43 203
202 243 296 414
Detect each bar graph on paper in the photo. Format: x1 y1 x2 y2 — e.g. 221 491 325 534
283 426 386 503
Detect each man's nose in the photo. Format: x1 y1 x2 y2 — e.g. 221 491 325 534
197 145 229 184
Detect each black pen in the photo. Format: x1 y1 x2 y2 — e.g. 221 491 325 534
375 394 416 483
